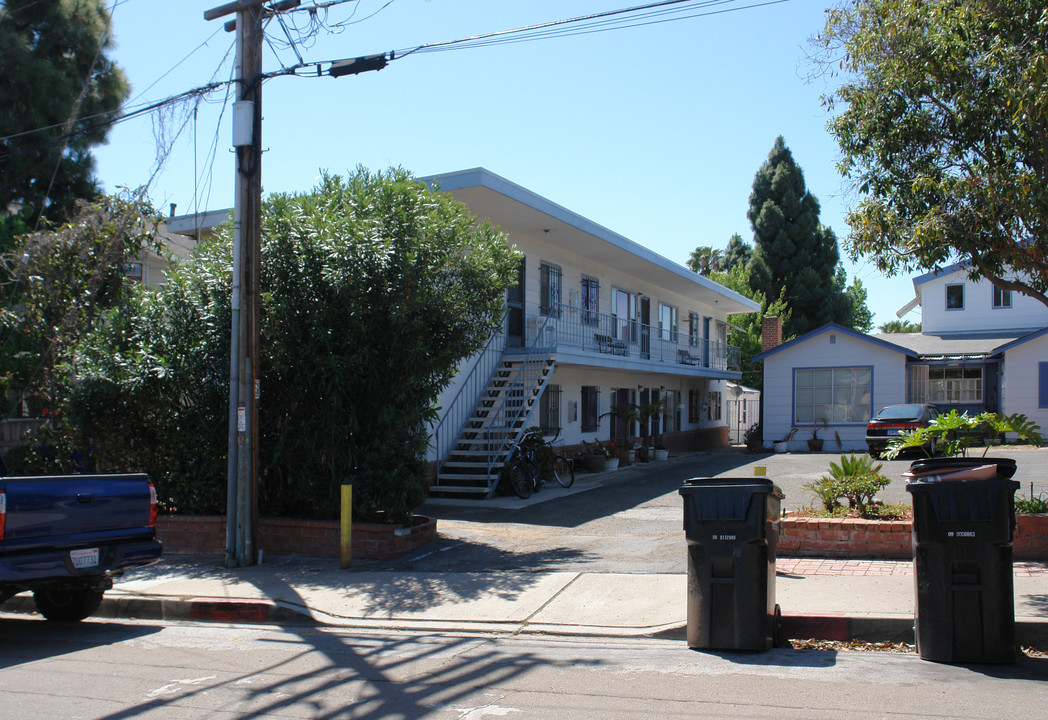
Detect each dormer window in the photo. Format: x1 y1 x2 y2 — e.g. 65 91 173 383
945 284 964 310
993 286 1012 309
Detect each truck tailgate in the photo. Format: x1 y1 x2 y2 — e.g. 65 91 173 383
1 474 154 551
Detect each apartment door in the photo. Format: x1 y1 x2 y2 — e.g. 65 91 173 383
702 316 711 366
507 258 525 348
639 296 651 359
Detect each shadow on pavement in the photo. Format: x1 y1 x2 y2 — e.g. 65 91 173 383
697 647 839 669
424 449 758 530
0 616 163 669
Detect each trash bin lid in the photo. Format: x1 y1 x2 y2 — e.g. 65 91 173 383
907 456 1017 479
680 477 784 499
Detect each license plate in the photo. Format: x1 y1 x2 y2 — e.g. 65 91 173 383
70 548 99 569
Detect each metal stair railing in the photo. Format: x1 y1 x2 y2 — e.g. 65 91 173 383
483 313 557 478
432 311 508 477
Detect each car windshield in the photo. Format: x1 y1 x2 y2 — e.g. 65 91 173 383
875 405 925 421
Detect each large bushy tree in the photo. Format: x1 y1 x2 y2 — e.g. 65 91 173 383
708 264 791 391
0 194 159 435
818 0 1048 306
747 137 852 337
65 169 519 523
0 0 129 227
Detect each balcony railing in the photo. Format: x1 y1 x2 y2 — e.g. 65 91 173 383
532 303 741 371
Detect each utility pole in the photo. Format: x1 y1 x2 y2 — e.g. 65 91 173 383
205 0 270 567
201 0 375 567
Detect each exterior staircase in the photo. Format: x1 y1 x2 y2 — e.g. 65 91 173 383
433 352 555 497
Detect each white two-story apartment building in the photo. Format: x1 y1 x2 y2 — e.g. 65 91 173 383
132 172 757 497
425 169 759 496
755 262 1048 452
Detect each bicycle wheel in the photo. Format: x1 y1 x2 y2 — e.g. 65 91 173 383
552 456 574 488
508 458 533 499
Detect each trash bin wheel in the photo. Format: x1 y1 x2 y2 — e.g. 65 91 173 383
773 603 784 648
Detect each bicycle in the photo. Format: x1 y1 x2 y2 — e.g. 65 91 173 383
542 427 574 488
507 442 542 499
551 451 574 488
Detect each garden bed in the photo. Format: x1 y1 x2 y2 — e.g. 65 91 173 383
156 514 438 561
779 513 1048 560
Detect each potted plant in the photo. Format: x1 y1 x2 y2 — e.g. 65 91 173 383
604 441 621 470
580 439 608 472
636 397 666 459
654 436 669 461
807 418 827 452
772 427 797 453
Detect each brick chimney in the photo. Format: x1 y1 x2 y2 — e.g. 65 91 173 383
761 316 782 353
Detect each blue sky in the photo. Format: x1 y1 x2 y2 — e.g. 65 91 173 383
93 0 919 328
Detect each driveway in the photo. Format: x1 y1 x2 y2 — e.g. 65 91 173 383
406 446 1048 576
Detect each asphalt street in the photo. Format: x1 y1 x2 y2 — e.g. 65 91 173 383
1 617 1045 720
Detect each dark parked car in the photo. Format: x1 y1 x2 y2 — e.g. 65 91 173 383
865 404 941 458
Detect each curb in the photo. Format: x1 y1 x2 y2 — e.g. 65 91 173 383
4 594 1046 648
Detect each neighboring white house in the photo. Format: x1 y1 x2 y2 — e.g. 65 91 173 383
424 168 760 495
755 263 1048 452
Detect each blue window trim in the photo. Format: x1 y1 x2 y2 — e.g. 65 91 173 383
945 283 965 311
992 285 1012 309
791 365 875 426
1039 363 1048 409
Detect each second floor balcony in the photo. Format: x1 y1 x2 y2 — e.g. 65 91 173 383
514 303 742 374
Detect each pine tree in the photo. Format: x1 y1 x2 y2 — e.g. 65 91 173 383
0 0 130 227
747 137 852 337
721 233 752 273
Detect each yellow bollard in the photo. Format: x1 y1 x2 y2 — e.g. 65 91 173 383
753 465 767 476
340 484 352 569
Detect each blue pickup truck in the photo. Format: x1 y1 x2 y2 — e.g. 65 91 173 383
0 454 162 621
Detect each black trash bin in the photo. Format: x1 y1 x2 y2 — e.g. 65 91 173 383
905 458 1020 664
679 478 784 651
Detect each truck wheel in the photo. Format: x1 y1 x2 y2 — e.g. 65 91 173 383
33 585 105 622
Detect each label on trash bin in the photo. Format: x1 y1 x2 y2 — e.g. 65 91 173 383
948 531 976 538
713 534 737 541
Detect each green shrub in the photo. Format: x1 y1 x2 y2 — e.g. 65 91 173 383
1016 496 1048 514
804 454 892 514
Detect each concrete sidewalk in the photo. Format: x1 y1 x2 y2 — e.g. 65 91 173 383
4 555 1046 647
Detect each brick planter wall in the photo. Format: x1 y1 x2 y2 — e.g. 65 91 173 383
780 514 1048 561
156 515 437 561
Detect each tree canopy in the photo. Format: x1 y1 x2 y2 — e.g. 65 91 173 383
43 168 519 523
747 136 853 337
0 0 129 227
819 0 1048 306
686 246 722 275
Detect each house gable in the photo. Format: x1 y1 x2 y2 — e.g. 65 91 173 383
757 323 912 452
911 263 1048 335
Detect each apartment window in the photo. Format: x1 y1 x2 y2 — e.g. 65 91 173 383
658 303 678 342
688 312 699 347
125 262 143 284
539 384 562 435
581 276 600 325
540 262 561 317
581 386 600 432
946 283 964 310
706 391 722 422
929 366 982 404
663 390 680 433
794 367 872 424
993 286 1012 309
688 389 701 423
